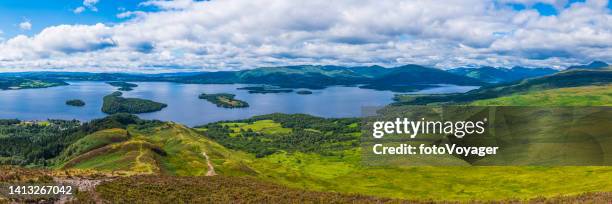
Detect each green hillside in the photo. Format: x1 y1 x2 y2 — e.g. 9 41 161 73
56 121 254 176
395 69 612 105
3 165 609 203
472 85 612 106
1 65 485 91
54 128 129 165
1 112 611 202
361 65 485 92
194 113 612 201
449 66 557 83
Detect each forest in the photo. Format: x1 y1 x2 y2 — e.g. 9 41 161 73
198 113 361 157
0 119 82 166
0 114 162 167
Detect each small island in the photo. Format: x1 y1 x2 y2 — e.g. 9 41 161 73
102 91 167 114
296 90 313 95
107 82 138 91
199 93 249 108
237 85 293 94
65 99 86 107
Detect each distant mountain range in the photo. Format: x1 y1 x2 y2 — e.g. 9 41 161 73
1 61 608 92
566 61 610 70
0 65 487 91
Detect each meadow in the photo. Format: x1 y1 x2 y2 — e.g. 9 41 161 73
471 85 612 106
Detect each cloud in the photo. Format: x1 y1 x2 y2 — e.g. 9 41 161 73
0 23 115 60
117 11 147 19
73 7 86 14
1 0 611 72
74 0 100 14
139 0 195 10
19 21 32 30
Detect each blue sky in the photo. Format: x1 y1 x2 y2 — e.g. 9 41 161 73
0 0 152 37
0 0 610 72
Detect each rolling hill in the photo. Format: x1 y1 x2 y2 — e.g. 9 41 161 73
55 119 254 177
471 85 612 106
567 61 609 70
0 64 485 92
360 64 486 91
395 68 612 105
448 66 557 83
1 112 612 202
1 65 611 202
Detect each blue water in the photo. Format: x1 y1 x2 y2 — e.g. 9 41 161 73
0 82 477 126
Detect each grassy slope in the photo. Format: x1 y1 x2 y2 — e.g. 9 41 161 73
83 175 404 203
248 147 612 201
217 120 292 137
58 123 254 177
3 166 609 203
49 80 612 201
395 69 612 105
471 85 612 106
55 128 129 166
197 118 612 201
5 116 610 201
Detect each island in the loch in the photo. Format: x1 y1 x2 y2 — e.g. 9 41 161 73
65 99 85 107
0 78 68 90
237 85 293 94
107 82 138 91
199 93 249 108
296 90 313 95
102 91 167 114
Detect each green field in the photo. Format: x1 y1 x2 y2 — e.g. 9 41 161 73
250 151 612 201
50 117 612 201
195 113 612 201
213 120 292 137
1 68 611 202
471 85 612 106
394 69 612 105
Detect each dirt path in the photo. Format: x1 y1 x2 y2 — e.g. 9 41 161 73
202 152 217 176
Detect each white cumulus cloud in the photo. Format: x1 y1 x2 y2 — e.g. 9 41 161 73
19 21 32 30
0 0 611 72
74 0 100 14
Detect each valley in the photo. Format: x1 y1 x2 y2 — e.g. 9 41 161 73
0 63 610 203
2 102 612 202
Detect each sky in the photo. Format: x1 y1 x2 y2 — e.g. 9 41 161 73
0 0 610 72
